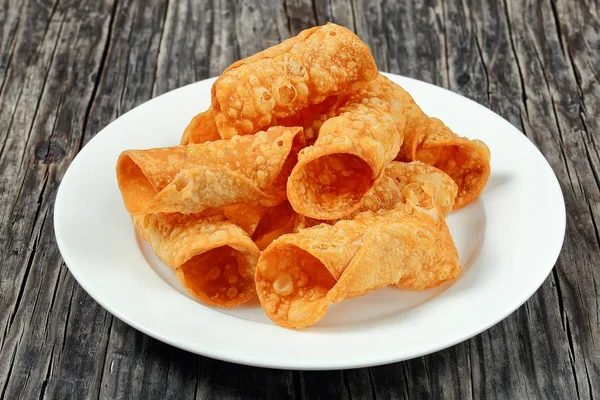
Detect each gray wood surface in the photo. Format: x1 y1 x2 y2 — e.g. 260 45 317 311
0 0 598 398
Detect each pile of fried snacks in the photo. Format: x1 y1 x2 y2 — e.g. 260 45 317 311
117 23 490 329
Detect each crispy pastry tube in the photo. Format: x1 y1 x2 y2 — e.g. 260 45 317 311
396 88 490 209
180 109 221 145
366 161 458 216
211 23 378 138
274 95 342 145
183 97 340 146
294 161 457 231
256 200 460 329
286 75 407 220
117 127 304 215
293 161 458 230
134 213 260 307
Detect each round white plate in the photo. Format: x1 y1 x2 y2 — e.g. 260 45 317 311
54 73 565 370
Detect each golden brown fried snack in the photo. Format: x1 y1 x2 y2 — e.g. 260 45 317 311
212 23 378 139
117 126 304 215
395 89 490 209
251 201 297 250
371 161 458 216
274 95 341 145
293 162 457 230
181 109 221 145
255 203 460 329
391 182 458 290
221 204 266 236
286 75 406 220
183 96 340 146
134 213 260 307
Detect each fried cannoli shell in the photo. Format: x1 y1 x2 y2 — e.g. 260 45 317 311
256 206 460 329
133 213 260 307
286 75 406 220
212 23 378 139
273 95 342 145
221 204 266 236
216 201 297 250
117 126 304 215
182 94 340 146
293 161 457 231
372 161 458 216
251 201 297 250
391 184 458 290
181 109 221 145
395 89 490 209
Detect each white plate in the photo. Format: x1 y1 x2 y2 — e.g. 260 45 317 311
54 73 565 370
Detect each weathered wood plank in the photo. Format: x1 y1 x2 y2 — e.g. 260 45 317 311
443 0 579 398
313 0 356 28
236 0 289 58
0 0 116 399
506 0 600 397
194 358 297 399
283 0 317 35
71 0 174 398
152 0 214 96
43 2 184 399
0 0 598 399
0 0 25 96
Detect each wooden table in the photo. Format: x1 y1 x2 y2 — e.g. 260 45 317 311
1 0 598 398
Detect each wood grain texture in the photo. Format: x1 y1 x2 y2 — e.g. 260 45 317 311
0 0 597 399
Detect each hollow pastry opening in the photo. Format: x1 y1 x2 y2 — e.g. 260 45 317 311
179 246 255 307
292 153 373 219
415 143 488 210
257 245 337 328
116 155 157 215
